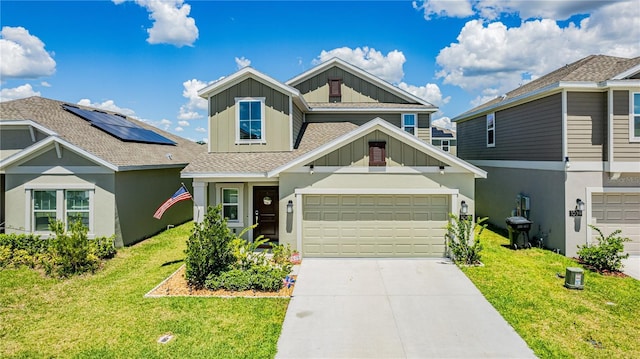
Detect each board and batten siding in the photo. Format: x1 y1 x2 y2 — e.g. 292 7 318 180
567 92 607 161
457 93 562 161
294 66 407 104
292 103 304 146
612 90 640 162
310 130 444 167
208 78 291 153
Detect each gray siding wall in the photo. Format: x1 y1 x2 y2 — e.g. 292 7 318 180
612 90 640 161
22 148 98 166
294 66 407 104
114 168 192 246
306 112 429 132
292 103 304 145
567 92 606 161
209 78 291 152
0 128 48 160
457 93 562 161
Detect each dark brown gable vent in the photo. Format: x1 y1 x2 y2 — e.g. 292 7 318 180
328 78 342 102
369 141 386 166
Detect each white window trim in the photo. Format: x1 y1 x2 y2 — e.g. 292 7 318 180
26 187 95 236
630 92 640 142
401 113 417 135
215 183 244 227
487 113 496 148
235 97 266 144
441 139 450 152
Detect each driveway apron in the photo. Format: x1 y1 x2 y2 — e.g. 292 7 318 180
276 259 536 359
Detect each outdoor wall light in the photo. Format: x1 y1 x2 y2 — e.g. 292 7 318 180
570 198 585 217
309 164 314 175
459 200 470 220
286 200 294 214
565 156 571 169
439 165 445 175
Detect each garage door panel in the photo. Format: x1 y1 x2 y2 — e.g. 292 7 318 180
302 194 450 257
592 193 640 256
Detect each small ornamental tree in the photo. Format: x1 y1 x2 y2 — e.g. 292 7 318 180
184 205 235 288
577 225 630 272
50 219 100 277
446 214 487 265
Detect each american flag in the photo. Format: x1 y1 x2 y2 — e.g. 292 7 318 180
153 185 192 219
283 275 296 288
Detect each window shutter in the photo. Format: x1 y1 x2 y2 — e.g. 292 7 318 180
369 142 386 166
328 78 342 101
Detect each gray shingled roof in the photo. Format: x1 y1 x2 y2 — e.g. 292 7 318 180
0 96 205 169
455 54 640 120
182 122 358 174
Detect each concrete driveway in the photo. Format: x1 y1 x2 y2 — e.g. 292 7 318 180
276 259 536 359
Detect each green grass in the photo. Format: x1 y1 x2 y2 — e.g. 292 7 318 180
0 223 289 359
461 227 640 359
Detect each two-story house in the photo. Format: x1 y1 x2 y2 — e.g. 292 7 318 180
431 126 457 155
182 58 486 258
453 55 640 257
0 96 204 246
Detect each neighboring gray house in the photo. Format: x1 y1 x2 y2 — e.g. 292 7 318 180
431 126 457 155
0 96 205 246
182 58 486 258
453 55 640 257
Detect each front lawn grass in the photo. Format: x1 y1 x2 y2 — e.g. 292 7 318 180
461 227 640 359
0 223 289 358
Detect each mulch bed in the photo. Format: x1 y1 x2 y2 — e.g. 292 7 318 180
146 265 296 298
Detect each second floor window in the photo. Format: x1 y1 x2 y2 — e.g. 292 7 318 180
236 98 265 142
487 113 495 147
441 140 450 152
402 114 416 135
632 92 640 141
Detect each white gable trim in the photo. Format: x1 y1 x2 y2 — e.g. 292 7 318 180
268 118 487 178
285 58 436 108
612 64 640 80
198 67 304 101
0 136 117 172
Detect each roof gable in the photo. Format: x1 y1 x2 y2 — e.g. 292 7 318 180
198 67 302 99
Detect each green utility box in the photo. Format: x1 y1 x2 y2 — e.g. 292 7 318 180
564 267 585 290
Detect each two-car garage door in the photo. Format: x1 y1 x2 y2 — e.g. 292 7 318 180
302 194 449 257
592 193 640 256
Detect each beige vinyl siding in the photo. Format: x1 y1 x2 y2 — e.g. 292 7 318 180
457 93 562 161
209 78 291 152
310 130 444 167
567 92 606 161
417 127 430 142
612 90 640 161
294 66 407 104
292 103 304 146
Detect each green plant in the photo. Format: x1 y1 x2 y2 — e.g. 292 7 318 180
50 219 100 277
90 235 117 259
446 214 487 265
184 205 235 288
271 242 294 272
205 265 289 292
230 230 270 270
577 225 630 272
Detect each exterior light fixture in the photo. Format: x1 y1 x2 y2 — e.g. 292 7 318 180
565 156 570 169
570 198 585 217
439 165 445 175
286 200 294 213
459 200 469 220
309 164 314 175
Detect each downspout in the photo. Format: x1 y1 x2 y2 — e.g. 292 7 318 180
289 96 293 151
607 89 614 174
561 89 568 166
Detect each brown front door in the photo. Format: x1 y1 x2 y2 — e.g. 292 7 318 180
253 186 279 244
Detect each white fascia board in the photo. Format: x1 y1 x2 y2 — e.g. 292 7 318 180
295 187 459 195
181 172 268 179
612 64 640 80
0 119 58 136
0 136 118 172
286 58 435 107
610 162 640 172
198 67 301 99
600 80 640 88
307 107 436 113
269 118 486 178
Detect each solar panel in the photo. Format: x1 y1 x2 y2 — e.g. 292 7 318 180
63 104 176 145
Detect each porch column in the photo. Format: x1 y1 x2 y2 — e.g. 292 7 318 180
192 181 208 223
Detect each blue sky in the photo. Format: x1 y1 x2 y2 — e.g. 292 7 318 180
2 0 639 143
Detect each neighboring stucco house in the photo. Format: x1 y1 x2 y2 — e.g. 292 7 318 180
0 96 205 247
182 58 486 258
431 126 457 155
453 55 640 257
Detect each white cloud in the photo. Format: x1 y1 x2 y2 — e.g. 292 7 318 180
178 78 210 120
436 0 640 94
397 82 450 107
175 126 184 132
431 116 456 130
40 81 51 87
313 47 406 83
77 98 136 117
413 0 473 20
235 56 251 69
195 126 206 133
0 84 41 102
0 26 56 79
178 120 189 127
158 119 172 130
115 0 198 47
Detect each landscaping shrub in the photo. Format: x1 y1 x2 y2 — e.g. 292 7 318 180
184 205 235 288
205 265 289 292
446 214 487 265
577 225 630 272
91 235 117 259
50 220 100 277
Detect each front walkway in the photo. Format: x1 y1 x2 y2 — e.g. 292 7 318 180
623 256 640 280
276 259 535 358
